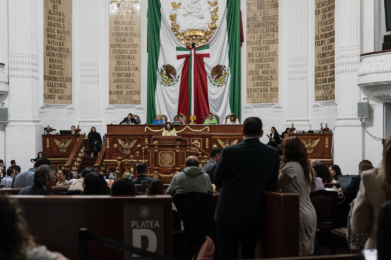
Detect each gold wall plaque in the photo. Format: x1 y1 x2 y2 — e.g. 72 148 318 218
159 152 175 167
43 0 73 104
54 139 72 153
191 139 202 153
118 138 138 154
109 0 141 105
246 0 279 104
300 139 321 154
315 0 335 101
217 139 238 148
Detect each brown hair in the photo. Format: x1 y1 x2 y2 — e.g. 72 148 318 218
382 135 391 199
280 137 315 191
147 180 164 195
0 195 35 259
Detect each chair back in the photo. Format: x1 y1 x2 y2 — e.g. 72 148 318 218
173 192 215 257
154 115 168 123
225 114 240 123
133 115 141 123
172 209 188 259
310 190 338 230
204 114 220 124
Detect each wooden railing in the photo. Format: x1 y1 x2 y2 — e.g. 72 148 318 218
116 143 210 177
94 136 106 174
63 136 85 172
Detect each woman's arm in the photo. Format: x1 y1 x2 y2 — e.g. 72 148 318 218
275 172 291 191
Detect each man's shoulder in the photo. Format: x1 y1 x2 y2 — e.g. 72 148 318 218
19 185 33 194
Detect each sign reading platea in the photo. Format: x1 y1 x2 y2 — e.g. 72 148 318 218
170 0 219 47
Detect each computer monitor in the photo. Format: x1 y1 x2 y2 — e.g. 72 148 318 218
172 121 183 125
60 130 72 134
338 175 353 191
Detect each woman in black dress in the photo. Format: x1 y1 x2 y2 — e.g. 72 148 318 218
30 151 44 163
88 127 102 157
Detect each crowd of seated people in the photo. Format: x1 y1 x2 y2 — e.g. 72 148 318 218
2 116 391 259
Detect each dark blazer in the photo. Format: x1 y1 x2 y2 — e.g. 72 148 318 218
132 175 157 185
120 117 139 125
202 160 217 184
269 132 281 143
18 184 53 195
214 138 279 224
344 175 361 197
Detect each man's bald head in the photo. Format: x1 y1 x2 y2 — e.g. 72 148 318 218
185 156 199 167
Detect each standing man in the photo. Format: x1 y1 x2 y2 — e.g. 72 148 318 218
214 117 280 259
120 113 139 125
203 147 222 184
9 160 21 174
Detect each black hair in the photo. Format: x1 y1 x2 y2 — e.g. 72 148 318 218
90 127 96 133
230 115 235 120
313 163 332 183
33 165 54 185
7 168 14 176
11 160 15 164
34 158 51 168
271 127 279 135
58 169 70 181
83 172 110 195
111 178 136 195
37 151 44 158
81 167 95 178
128 113 133 117
208 113 213 116
330 164 342 181
0 159 3 164
136 163 148 174
185 156 199 167
165 122 174 131
71 125 76 129
243 117 263 137
147 180 164 195
359 160 373 172
210 147 222 158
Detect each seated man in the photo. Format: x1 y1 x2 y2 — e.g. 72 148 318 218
202 147 222 184
9 160 21 174
68 167 95 191
166 156 213 197
132 163 157 184
19 165 55 195
120 113 139 125
344 160 373 198
12 158 51 188
1 168 15 188
111 178 136 195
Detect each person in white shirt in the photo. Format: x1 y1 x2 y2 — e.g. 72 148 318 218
225 114 239 124
1 168 15 188
68 167 95 192
56 170 70 186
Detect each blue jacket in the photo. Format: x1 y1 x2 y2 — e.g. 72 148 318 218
19 184 53 195
344 175 361 197
12 168 36 188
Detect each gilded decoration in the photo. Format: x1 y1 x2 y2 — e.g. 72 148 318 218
170 0 219 47
325 138 329 149
300 139 321 154
54 139 73 153
217 139 238 148
118 138 138 154
145 126 209 133
159 152 175 167
191 139 202 152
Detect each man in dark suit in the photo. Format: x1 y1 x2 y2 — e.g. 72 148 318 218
120 113 139 125
202 147 222 184
214 117 280 259
19 165 55 195
132 163 157 184
344 160 373 197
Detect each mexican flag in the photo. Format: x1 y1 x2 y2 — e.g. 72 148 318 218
147 0 241 124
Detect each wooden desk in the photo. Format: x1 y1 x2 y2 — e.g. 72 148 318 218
103 124 243 183
289 133 333 165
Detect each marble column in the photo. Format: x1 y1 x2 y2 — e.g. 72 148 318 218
286 0 310 130
334 0 362 174
6 0 42 171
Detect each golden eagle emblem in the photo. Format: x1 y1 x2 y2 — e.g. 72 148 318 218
300 139 321 154
118 139 138 154
208 0 218 7
217 139 239 148
171 2 181 10
54 139 73 153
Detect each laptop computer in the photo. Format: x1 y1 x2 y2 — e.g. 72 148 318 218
338 175 354 191
60 130 72 134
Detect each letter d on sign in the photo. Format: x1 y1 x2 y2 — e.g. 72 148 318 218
132 229 157 257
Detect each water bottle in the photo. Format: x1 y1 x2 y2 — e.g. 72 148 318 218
109 173 115 186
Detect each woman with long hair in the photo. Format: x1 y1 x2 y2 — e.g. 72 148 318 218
147 180 165 195
83 172 110 195
267 127 281 147
351 135 391 249
329 164 342 183
275 137 316 256
312 163 332 184
162 122 177 136
0 195 68 260
30 151 44 163
88 127 102 157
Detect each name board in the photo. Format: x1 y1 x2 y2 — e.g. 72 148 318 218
246 0 279 104
124 204 165 260
315 0 335 101
109 0 142 105
43 0 73 104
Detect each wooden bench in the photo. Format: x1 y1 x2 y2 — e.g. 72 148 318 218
0 186 70 195
260 254 362 260
12 195 173 260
